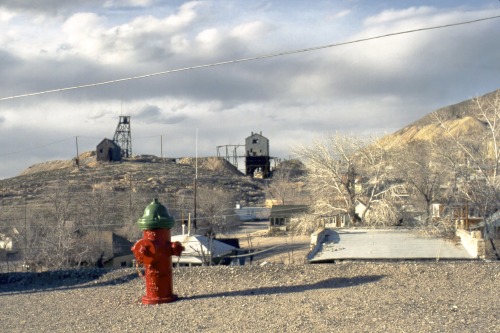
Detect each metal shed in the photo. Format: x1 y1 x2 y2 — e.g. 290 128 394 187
96 138 122 162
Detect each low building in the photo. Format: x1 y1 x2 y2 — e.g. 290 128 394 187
106 233 135 269
265 199 281 208
355 199 369 221
96 138 122 162
431 202 483 231
234 204 271 221
323 212 350 228
269 205 309 231
88 231 134 269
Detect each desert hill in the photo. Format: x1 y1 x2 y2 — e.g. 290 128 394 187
0 154 267 231
379 88 498 148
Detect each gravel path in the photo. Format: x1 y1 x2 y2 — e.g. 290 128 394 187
1 262 499 332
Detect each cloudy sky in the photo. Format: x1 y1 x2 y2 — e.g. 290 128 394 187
0 0 499 179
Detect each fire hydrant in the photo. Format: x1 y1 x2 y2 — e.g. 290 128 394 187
131 198 184 304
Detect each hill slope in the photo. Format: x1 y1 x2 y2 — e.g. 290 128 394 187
0 155 266 232
379 89 498 148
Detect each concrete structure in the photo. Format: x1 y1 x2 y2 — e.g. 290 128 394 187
96 138 121 162
245 132 271 178
308 229 475 262
456 229 485 259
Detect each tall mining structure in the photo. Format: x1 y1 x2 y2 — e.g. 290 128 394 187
113 116 132 158
245 131 271 178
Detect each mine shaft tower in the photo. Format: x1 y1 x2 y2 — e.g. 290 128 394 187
113 116 132 158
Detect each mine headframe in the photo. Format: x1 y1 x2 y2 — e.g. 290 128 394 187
113 116 132 158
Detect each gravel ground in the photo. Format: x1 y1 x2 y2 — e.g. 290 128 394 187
0 262 499 333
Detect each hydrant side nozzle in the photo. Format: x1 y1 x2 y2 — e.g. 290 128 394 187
131 239 156 265
171 241 184 257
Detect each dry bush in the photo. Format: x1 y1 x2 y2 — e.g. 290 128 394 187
204 157 224 171
416 216 456 239
290 213 324 235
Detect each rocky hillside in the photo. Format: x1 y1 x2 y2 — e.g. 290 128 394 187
379 89 498 148
0 154 268 237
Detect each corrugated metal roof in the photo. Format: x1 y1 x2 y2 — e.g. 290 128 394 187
269 205 309 218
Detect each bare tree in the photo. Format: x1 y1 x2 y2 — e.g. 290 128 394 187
389 140 450 223
77 185 114 265
182 186 238 265
434 91 500 233
294 133 393 226
13 182 114 270
196 186 237 237
265 160 306 205
36 184 85 269
13 211 43 271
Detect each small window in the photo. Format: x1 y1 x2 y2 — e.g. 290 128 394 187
252 139 259 144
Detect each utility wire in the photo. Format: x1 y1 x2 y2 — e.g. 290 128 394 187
0 14 499 102
0 138 73 157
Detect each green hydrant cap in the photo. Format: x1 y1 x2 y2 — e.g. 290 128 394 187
137 198 175 230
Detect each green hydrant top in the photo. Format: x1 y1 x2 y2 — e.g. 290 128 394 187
137 198 175 230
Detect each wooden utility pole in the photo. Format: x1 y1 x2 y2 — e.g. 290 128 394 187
193 129 198 230
129 174 133 224
75 136 80 168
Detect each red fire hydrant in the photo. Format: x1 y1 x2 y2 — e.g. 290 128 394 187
132 198 184 304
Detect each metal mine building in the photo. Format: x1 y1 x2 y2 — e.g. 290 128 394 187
245 131 271 178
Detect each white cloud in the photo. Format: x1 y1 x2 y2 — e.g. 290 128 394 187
162 1 200 29
170 34 191 53
104 0 154 8
332 9 351 19
62 13 106 59
0 1 499 179
54 2 202 64
364 6 435 26
196 28 219 44
230 21 274 39
0 8 16 22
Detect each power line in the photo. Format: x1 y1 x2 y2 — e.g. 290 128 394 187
0 138 73 157
0 14 499 102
